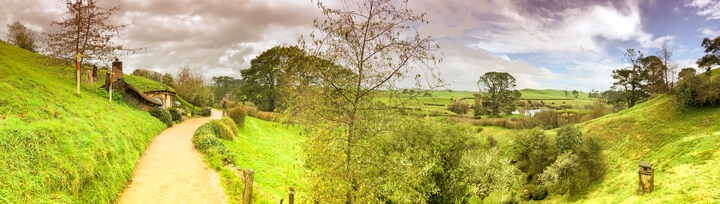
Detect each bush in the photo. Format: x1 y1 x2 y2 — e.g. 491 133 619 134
674 74 720 109
531 185 547 200
534 108 558 129
513 129 555 177
193 123 234 165
555 125 583 154
227 107 247 128
149 108 173 127
210 118 237 141
486 135 498 147
200 107 212 116
447 101 470 115
168 108 183 123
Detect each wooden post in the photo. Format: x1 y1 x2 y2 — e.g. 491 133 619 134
637 161 654 195
243 169 254 204
74 53 83 94
288 186 295 204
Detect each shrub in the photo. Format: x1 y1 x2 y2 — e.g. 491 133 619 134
227 107 247 128
447 101 470 115
168 108 183 123
513 129 555 177
149 108 173 127
486 135 498 148
555 125 583 154
200 107 212 116
193 123 234 165
210 118 237 141
531 185 547 200
534 108 558 129
674 74 720 109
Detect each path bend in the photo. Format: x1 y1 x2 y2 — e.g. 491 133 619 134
117 110 227 204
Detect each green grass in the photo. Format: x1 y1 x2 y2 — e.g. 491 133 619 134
0 40 166 203
122 73 175 93
537 95 720 203
223 117 306 203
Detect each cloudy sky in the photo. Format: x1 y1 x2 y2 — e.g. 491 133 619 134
2 0 720 91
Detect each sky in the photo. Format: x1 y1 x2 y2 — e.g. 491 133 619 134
2 0 720 92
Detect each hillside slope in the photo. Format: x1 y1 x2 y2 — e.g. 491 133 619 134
0 41 166 203
562 95 720 203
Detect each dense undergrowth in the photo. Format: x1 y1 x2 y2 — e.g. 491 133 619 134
0 40 166 203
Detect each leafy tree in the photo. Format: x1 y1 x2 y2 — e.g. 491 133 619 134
572 90 579 99
642 55 668 94
212 76 242 104
477 72 521 116
240 46 308 112
611 49 648 108
697 36 720 74
161 73 174 86
173 66 213 107
292 0 441 202
45 0 139 64
678 67 697 82
6 21 38 52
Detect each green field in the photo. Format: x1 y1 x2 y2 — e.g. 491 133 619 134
224 117 306 203
0 40 166 203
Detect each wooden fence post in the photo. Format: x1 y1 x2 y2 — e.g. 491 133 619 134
243 169 254 204
288 186 295 204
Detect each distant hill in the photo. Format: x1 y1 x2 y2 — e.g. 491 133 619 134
0 40 166 203
565 95 720 202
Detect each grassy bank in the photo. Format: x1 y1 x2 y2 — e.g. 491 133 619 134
224 117 306 203
538 95 720 203
0 40 166 203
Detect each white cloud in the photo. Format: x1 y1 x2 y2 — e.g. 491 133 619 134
699 27 720 37
685 0 720 19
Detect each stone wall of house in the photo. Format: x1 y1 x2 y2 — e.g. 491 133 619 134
145 91 175 109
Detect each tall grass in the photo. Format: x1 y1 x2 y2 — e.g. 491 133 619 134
0 40 166 203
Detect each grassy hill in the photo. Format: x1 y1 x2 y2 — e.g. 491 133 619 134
0 40 166 203
223 117 306 203
539 95 720 203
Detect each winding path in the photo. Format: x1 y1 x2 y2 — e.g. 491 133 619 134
117 110 228 204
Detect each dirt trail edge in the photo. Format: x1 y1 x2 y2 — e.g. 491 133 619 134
117 110 227 204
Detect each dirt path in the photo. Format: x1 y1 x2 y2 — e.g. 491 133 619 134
117 110 227 204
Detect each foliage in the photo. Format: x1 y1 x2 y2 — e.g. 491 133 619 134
555 125 583 154
240 46 309 112
6 21 37 52
477 72 521 116
531 185 547 200
674 73 720 109
462 148 524 201
172 66 214 107
697 36 720 73
537 152 583 194
534 108 559 129
513 129 555 178
168 108 183 123
45 0 139 64
212 76 242 106
149 108 173 127
226 106 247 128
0 40 165 203
678 67 697 81
294 0 442 202
365 118 479 203
447 101 470 115
192 122 234 165
210 117 238 141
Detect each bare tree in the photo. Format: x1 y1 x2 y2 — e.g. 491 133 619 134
294 0 442 202
656 41 676 92
45 0 139 64
6 22 38 52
